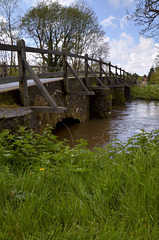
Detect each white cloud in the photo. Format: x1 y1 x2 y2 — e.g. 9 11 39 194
101 16 117 29
108 0 134 8
109 33 155 75
23 0 74 6
125 37 155 74
58 0 75 5
120 16 128 31
101 15 130 32
110 32 134 62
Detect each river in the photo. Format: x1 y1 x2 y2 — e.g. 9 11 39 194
53 100 159 148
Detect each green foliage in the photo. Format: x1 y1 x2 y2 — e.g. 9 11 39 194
137 76 143 82
21 0 108 70
131 84 159 100
147 67 154 83
1 127 159 238
0 126 65 172
9 67 19 77
132 72 140 80
149 67 159 85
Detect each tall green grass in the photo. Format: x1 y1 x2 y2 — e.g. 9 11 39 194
131 84 159 100
1 127 159 239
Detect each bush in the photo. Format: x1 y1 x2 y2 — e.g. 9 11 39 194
131 84 159 100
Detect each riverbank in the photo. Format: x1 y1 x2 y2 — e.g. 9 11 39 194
131 84 159 100
1 127 159 239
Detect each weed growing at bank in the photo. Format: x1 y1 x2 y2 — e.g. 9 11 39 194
131 84 159 100
1 127 159 239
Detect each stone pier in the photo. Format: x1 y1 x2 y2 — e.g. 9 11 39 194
89 89 112 118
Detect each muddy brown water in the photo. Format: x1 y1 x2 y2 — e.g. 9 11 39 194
53 100 159 149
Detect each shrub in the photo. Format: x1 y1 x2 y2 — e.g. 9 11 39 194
131 84 159 100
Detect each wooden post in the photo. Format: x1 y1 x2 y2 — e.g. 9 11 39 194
17 39 28 106
130 74 132 84
125 71 128 83
85 54 89 87
115 65 118 78
99 58 102 81
63 48 68 93
130 73 133 84
109 62 111 78
123 70 126 82
120 68 122 83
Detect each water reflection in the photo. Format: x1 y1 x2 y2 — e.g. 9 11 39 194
54 100 159 148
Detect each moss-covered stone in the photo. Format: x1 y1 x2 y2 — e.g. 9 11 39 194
112 87 125 105
89 89 112 118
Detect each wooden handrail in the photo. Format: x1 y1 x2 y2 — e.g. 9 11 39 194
0 43 20 52
0 42 129 75
0 41 136 88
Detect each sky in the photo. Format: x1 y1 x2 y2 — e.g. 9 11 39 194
3 0 159 76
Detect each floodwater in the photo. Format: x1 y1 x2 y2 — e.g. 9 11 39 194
53 100 159 148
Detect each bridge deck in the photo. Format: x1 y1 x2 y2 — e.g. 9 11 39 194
0 76 129 93
0 77 63 93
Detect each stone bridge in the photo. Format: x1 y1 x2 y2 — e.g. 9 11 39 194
0 40 137 132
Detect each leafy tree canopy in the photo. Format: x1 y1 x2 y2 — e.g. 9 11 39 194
20 0 109 69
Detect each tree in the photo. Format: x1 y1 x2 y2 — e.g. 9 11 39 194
20 1 62 68
147 67 154 82
149 67 159 84
21 0 109 70
132 72 140 81
0 16 6 44
0 0 20 74
66 1 109 70
128 0 159 39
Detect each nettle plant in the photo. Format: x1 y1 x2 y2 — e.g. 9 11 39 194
0 126 68 172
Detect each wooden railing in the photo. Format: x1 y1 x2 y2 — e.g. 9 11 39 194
0 39 137 113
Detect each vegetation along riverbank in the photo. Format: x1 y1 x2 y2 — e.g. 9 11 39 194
1 126 159 239
131 84 159 100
